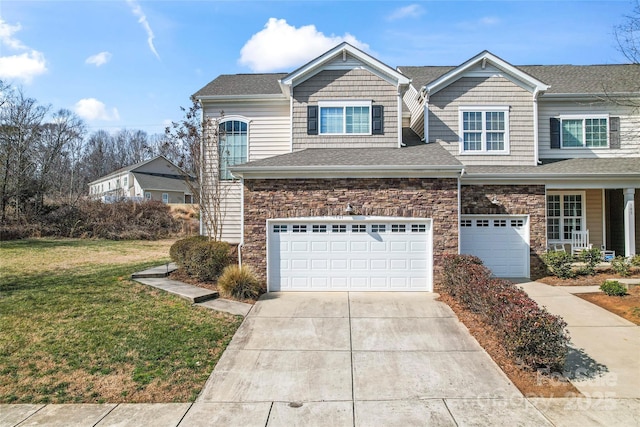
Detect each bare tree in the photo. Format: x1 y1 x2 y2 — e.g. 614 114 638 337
165 98 233 241
34 109 86 209
0 85 48 222
615 0 640 64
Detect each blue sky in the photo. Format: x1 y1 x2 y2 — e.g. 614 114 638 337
0 1 635 136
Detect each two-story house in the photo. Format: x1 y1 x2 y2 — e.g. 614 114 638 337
89 155 194 204
194 43 640 292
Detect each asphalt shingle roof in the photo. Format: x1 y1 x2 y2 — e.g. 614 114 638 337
399 64 640 95
132 173 193 193
465 157 640 176
232 143 461 171
194 73 287 97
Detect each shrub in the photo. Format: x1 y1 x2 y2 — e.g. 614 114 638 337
600 280 627 296
541 250 575 279
578 247 602 276
183 239 231 282
217 264 262 300
630 255 640 267
611 256 631 277
170 236 208 268
442 255 569 371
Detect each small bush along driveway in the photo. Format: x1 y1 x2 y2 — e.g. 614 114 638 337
0 239 242 404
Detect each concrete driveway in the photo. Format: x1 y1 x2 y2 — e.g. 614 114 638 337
193 292 552 426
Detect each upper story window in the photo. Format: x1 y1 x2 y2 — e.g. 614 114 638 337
307 102 383 136
219 119 248 180
123 176 128 187
558 116 608 148
458 106 509 154
319 101 371 135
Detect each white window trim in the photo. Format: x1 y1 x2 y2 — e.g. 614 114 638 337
162 193 169 204
318 100 372 135
219 117 250 181
559 114 609 149
547 190 586 243
458 105 510 155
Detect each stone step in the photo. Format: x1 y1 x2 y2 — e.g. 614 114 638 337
131 263 178 279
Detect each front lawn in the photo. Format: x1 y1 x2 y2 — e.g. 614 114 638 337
0 239 242 403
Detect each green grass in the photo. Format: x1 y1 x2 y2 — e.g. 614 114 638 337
0 239 242 403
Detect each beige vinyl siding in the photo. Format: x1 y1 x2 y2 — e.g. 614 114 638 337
292 68 398 150
538 100 640 159
585 189 604 248
218 181 242 244
403 85 424 138
203 100 291 161
429 76 536 166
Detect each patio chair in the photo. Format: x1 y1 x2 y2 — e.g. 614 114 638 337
571 230 592 257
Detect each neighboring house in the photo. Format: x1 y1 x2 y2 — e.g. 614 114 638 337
89 155 195 204
194 42 640 292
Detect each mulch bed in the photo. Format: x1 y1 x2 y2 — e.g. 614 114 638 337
436 289 580 397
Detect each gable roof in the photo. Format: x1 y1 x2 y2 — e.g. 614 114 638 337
280 42 411 90
88 155 190 185
402 51 549 96
400 63 640 96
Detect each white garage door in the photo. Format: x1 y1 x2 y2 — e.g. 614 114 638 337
267 217 433 292
460 215 530 278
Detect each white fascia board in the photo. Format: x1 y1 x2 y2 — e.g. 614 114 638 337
280 42 411 88
425 51 550 96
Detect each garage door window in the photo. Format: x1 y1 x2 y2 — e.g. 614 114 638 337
412 224 427 232
312 225 327 233
352 224 366 232
371 224 386 232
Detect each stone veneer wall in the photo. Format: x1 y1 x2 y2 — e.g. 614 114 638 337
461 184 547 278
242 178 459 286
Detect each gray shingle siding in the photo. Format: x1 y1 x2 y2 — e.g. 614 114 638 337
292 69 398 150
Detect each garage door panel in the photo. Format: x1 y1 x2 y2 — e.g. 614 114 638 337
331 241 348 251
311 241 329 251
460 216 529 278
268 218 432 291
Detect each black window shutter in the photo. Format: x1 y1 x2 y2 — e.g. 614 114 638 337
609 117 620 149
307 106 318 135
372 105 384 135
550 117 560 149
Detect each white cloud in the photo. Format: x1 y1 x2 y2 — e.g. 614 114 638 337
0 18 47 83
74 98 120 121
387 4 425 21
479 17 500 26
85 51 112 67
239 18 370 72
126 0 160 60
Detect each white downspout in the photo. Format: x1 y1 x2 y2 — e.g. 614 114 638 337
458 168 465 254
533 88 540 165
199 100 205 236
238 177 245 267
423 89 429 143
397 87 403 148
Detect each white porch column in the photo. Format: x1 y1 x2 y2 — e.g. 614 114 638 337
624 188 636 256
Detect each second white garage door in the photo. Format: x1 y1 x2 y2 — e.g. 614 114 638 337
267 217 433 292
459 215 530 278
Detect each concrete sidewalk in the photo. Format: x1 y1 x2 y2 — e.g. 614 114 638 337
519 281 640 399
